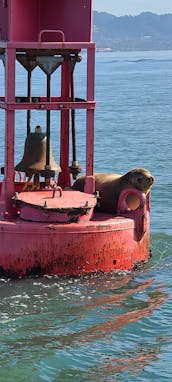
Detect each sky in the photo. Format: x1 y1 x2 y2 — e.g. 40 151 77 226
94 0 172 16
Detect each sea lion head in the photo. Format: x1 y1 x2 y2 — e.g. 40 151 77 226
125 168 155 194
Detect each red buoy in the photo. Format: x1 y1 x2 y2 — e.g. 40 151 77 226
0 0 152 277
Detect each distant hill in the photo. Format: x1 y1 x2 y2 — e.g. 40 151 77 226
93 11 172 51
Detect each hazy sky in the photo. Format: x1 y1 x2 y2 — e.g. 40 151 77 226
94 0 172 16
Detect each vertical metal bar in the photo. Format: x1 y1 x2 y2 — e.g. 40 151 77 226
58 61 71 189
71 70 76 162
84 45 96 194
87 45 95 101
46 73 51 167
4 47 16 213
27 70 31 135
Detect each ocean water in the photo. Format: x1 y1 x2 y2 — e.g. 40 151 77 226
0 50 172 381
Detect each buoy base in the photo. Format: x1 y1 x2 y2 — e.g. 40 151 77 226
0 211 150 277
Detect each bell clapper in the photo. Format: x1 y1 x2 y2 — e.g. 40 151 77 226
45 177 51 188
22 172 33 191
33 173 40 190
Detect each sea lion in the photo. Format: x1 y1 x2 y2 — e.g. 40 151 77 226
72 168 155 213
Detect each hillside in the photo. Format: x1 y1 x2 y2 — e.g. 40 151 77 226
93 11 172 51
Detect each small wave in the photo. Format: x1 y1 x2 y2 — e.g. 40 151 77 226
108 58 172 64
58 286 167 347
151 232 172 241
127 58 156 63
149 233 172 271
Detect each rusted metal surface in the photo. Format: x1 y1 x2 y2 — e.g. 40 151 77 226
0 210 150 277
12 189 96 223
0 179 151 276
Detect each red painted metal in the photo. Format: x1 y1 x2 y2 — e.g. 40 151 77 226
0 0 151 277
0 0 92 43
0 189 150 277
14 189 97 223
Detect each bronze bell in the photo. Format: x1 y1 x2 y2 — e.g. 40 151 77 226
15 126 61 177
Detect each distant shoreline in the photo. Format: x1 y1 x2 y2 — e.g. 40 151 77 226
93 11 172 52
